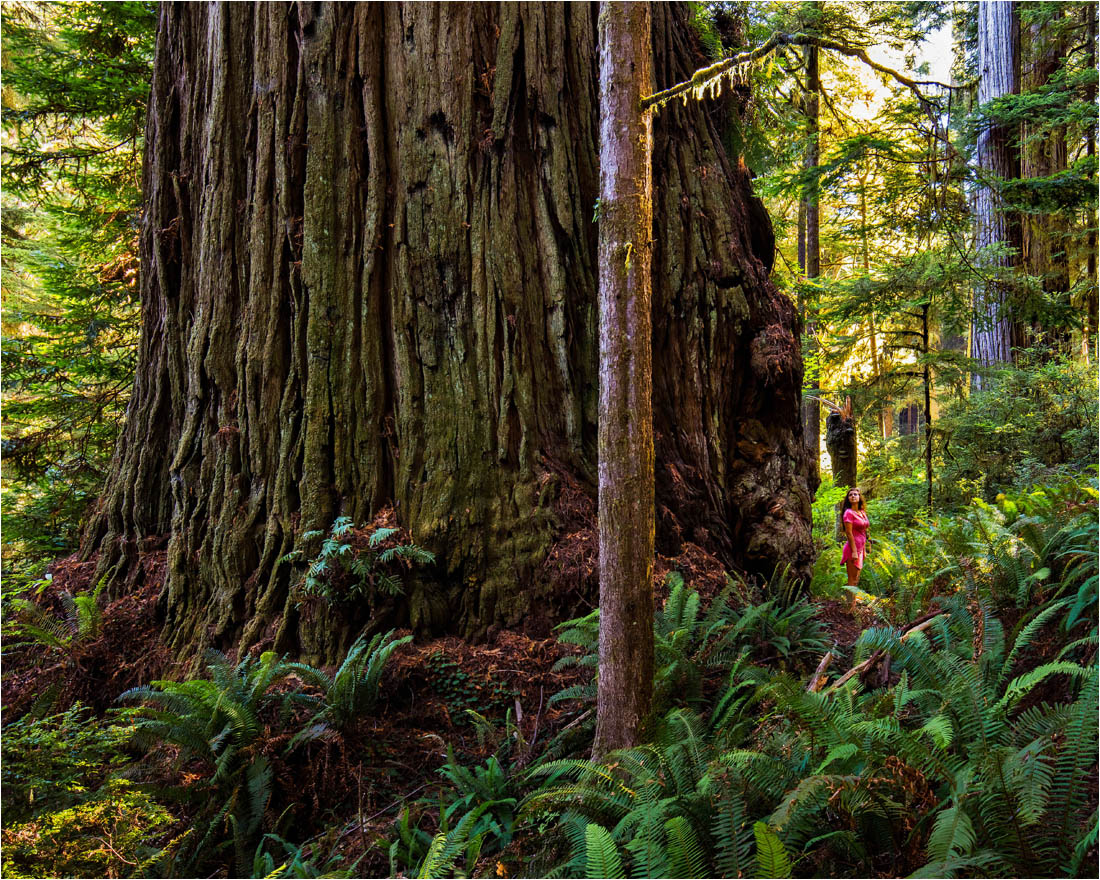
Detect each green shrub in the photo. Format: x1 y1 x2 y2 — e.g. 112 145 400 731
438 748 519 854
1 704 132 824
553 574 829 717
250 832 359 879
1 778 179 879
120 650 316 873
3 576 105 654
287 629 412 740
936 352 1098 504
120 634 411 874
521 709 767 879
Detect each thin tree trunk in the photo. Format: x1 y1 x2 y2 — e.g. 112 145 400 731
1084 4 1098 363
593 1 654 756
82 2 816 663
800 42 821 480
971 0 1021 387
922 303 933 510
860 172 889 438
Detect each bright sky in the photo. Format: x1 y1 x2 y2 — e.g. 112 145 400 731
847 21 955 119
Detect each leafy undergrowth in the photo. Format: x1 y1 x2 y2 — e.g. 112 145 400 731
2 473 1096 878
2 550 173 720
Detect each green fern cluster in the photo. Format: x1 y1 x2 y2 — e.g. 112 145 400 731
521 709 786 879
120 650 309 872
400 804 498 879
858 473 1098 644
438 748 518 847
249 832 360 879
285 630 412 740
119 630 410 874
4 576 105 654
844 596 1098 877
520 573 1096 878
280 516 434 605
388 707 532 878
552 573 829 714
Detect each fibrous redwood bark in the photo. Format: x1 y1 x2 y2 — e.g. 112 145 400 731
971 0 1021 385
824 413 856 490
84 2 815 663
593 0 655 756
1020 8 1069 349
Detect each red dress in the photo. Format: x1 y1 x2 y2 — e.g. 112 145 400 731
841 508 869 569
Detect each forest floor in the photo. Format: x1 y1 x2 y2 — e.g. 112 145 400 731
0 547 901 875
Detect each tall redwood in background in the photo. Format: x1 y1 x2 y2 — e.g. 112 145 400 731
971 0 1021 384
83 2 815 663
594 1 654 756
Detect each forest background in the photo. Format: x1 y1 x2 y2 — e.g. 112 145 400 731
0 2 1097 879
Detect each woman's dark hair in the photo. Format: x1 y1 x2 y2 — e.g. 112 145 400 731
841 487 866 513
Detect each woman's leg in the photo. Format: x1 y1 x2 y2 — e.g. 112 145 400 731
845 559 860 611
846 559 860 586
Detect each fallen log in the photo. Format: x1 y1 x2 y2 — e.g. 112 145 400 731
826 612 945 692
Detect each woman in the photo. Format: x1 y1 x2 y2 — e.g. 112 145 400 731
841 487 870 594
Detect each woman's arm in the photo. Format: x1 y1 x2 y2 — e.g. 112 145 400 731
844 520 855 543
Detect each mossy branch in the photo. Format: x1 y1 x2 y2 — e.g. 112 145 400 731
640 31 959 113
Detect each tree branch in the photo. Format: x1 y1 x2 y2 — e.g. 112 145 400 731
641 32 959 113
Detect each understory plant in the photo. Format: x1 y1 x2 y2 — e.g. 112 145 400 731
3 576 105 655
120 632 410 874
551 573 829 715
417 477 1097 879
0 705 180 878
517 586 1096 878
281 516 434 605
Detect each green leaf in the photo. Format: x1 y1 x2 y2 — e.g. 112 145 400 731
584 823 623 879
753 822 792 879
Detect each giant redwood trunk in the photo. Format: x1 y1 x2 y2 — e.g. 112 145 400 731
84 2 815 663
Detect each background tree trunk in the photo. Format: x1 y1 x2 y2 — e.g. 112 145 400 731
971 0 1021 386
83 2 815 663
593 1 654 756
799 42 822 481
824 413 856 490
1020 6 1069 349
1081 3 1097 362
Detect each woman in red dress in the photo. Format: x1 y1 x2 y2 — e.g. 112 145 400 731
841 487 870 593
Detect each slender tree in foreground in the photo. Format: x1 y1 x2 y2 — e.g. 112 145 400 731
593 0 655 757
799 39 822 485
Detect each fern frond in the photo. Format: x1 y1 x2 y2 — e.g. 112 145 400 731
753 821 792 879
663 815 706 878
369 526 399 547
711 787 753 878
994 661 1089 715
583 824 624 880
926 803 977 862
